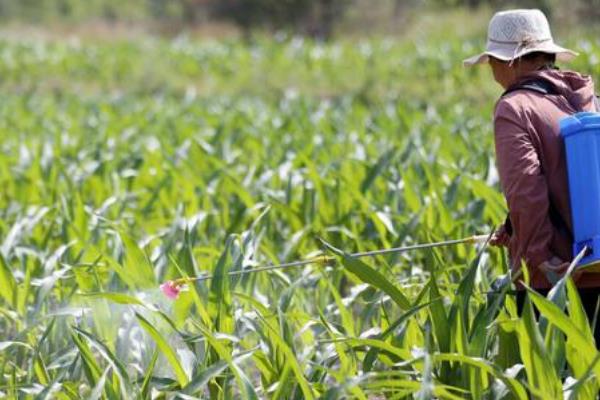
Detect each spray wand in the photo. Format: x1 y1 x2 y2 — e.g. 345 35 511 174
160 234 490 299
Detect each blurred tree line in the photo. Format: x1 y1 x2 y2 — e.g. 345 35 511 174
0 0 351 38
0 0 598 37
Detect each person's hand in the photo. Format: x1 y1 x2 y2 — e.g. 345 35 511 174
537 256 582 282
490 224 510 247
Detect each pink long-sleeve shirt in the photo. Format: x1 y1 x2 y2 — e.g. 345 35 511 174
494 68 600 289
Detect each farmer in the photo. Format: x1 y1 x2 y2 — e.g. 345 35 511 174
464 9 600 335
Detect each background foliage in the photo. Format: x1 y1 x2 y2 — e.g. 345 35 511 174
1 0 600 37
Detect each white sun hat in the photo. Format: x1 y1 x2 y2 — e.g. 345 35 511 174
463 9 578 67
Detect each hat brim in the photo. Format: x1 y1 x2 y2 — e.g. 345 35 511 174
463 43 578 67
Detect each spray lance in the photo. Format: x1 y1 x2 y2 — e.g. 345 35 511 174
160 234 491 299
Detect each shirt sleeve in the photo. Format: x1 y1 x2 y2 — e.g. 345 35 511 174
494 100 555 269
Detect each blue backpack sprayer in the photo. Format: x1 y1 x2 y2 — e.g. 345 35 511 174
561 112 600 270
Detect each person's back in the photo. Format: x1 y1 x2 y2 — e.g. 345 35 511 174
495 67 600 288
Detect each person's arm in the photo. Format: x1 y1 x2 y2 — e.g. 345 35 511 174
494 100 555 268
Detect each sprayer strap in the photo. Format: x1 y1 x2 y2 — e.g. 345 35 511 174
502 78 557 97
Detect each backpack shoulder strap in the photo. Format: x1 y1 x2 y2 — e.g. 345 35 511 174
502 78 557 97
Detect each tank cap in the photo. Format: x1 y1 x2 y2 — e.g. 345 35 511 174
560 112 600 138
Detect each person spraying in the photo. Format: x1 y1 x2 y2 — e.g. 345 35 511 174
463 9 600 337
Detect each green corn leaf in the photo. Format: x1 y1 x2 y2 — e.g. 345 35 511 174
360 147 397 193
120 234 156 289
196 326 260 400
324 279 356 337
208 235 235 334
0 254 16 307
71 332 101 387
88 366 111 400
526 287 600 380
140 349 159 400
565 279 594 342
336 337 412 362
135 312 188 387
250 312 315 399
73 327 133 397
182 360 228 395
428 278 450 353
320 239 410 310
363 300 434 372
433 353 528 400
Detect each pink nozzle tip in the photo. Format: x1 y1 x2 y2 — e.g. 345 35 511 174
160 281 181 300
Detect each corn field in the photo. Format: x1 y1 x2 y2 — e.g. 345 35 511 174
2 34 600 399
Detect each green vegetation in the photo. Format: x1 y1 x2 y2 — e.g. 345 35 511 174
2 31 600 398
